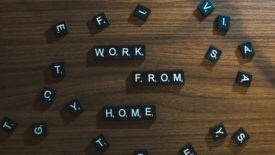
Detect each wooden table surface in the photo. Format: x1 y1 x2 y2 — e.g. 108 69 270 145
0 0 275 154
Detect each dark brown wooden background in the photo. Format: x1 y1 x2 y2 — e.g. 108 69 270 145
0 0 275 154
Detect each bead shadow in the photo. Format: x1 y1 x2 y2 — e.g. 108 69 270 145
235 46 253 65
44 27 65 43
85 143 102 155
200 58 215 71
0 131 11 143
228 138 246 154
253 49 275 88
87 19 106 36
32 91 51 112
43 65 63 84
23 125 46 146
205 132 226 150
192 8 207 22
59 107 78 125
86 49 144 67
232 80 249 95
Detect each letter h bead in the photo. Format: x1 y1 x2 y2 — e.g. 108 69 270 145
103 107 116 121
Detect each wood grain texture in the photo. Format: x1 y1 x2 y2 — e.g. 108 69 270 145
0 0 275 154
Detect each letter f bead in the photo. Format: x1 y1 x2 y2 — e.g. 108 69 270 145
93 13 110 29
